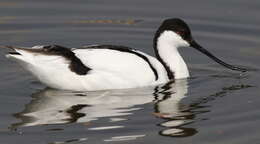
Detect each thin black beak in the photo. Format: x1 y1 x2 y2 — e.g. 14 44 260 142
189 40 247 72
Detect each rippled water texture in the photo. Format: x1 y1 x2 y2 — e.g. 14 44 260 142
0 0 260 144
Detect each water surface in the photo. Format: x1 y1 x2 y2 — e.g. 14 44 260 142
0 0 260 144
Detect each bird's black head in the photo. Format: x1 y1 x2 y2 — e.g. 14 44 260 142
155 18 193 43
154 18 247 72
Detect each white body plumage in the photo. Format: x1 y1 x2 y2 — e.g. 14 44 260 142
6 18 244 91
6 25 191 91
7 45 173 91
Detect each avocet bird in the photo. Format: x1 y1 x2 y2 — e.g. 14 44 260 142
5 18 246 91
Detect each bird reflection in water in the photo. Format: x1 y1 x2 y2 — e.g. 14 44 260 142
153 80 198 137
154 79 252 137
10 79 251 138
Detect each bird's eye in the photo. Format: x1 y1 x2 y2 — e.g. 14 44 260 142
176 30 185 36
43 46 51 51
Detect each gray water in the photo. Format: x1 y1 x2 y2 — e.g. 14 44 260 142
0 0 260 144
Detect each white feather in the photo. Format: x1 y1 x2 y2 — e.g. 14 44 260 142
6 31 191 91
7 47 168 91
157 31 190 79
73 48 169 90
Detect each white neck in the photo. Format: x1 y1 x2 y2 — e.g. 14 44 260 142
156 31 190 79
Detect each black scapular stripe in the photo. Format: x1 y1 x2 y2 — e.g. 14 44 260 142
84 45 159 80
42 45 91 75
153 30 175 80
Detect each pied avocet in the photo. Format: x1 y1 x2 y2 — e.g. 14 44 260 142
5 18 246 91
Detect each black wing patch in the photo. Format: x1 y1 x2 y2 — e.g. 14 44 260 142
43 45 91 75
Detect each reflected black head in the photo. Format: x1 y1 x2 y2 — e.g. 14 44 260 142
155 18 193 42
